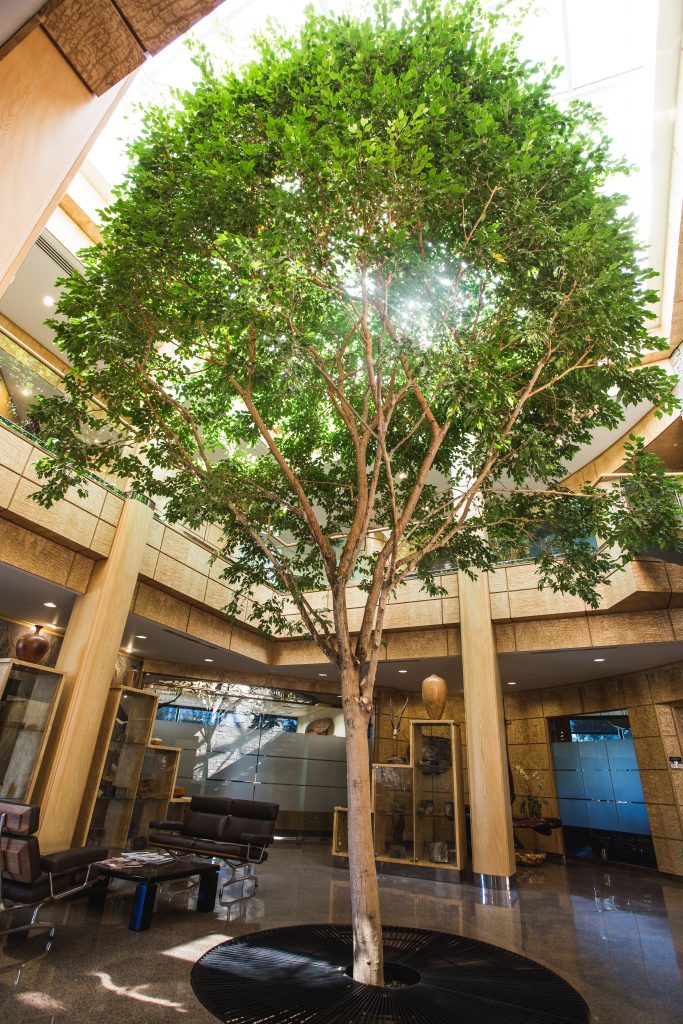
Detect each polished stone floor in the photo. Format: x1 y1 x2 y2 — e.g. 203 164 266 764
0 847 681 1022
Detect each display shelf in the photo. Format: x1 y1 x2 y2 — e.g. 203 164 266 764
128 744 180 847
332 719 466 881
0 659 63 803
74 686 159 848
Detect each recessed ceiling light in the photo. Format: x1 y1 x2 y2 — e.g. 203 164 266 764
135 635 147 639
507 680 517 686
204 658 214 663
594 657 605 662
318 672 327 677
398 669 408 674
43 601 57 608
42 295 55 307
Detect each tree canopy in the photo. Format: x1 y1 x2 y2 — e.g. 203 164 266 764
36 0 681 657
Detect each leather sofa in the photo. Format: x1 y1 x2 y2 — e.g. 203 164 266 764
149 795 278 904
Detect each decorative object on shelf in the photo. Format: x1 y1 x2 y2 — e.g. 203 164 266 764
512 764 545 820
421 673 447 720
418 734 451 775
417 799 434 816
428 841 449 863
173 785 187 798
149 737 163 745
305 717 333 735
386 694 409 764
444 801 454 821
516 850 547 866
15 625 50 665
191 924 591 1024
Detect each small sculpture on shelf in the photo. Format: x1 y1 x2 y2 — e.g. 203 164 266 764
15 625 49 665
421 674 447 720
387 694 409 764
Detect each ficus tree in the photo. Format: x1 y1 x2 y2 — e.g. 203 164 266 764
34 0 681 986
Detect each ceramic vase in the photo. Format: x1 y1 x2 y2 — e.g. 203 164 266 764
16 624 49 664
421 673 447 720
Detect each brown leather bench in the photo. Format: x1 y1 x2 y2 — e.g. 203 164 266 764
149 795 278 905
0 800 107 948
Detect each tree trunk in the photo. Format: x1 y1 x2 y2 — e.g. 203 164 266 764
343 674 384 987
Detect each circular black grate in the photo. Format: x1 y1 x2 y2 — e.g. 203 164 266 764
191 924 590 1023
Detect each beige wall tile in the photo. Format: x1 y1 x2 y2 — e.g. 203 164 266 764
633 735 667 771
509 588 585 620
441 597 459 624
653 836 683 875
648 665 683 703
542 686 583 718
100 491 123 527
204 577 234 613
639 770 675 805
514 617 591 652
154 552 207 604
383 599 442 630
161 527 213 576
487 567 507 593
139 544 159 579
628 704 660 738
490 590 511 621
0 518 74 585
385 628 449 660
65 553 94 592
579 678 625 714
646 804 682 840
0 466 19 509
0 427 32 474
622 675 652 706
588 611 674 647
506 718 547 745
187 606 232 649
8 479 97 551
495 623 516 652
90 519 115 556
132 582 190 632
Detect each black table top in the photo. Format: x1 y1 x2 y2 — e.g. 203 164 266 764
96 856 219 883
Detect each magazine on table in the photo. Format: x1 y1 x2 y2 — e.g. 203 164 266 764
99 850 174 869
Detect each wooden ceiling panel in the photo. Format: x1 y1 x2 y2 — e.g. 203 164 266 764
115 0 226 55
39 0 144 95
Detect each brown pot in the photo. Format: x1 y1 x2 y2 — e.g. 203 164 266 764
16 625 50 664
421 673 447 720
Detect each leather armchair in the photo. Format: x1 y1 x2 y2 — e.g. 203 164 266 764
0 800 107 946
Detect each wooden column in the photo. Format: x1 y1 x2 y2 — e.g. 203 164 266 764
35 497 152 851
0 27 129 297
459 569 516 887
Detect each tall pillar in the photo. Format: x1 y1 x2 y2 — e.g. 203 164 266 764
0 27 129 296
460 569 516 888
35 497 152 851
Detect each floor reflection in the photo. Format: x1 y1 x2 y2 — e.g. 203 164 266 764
0 847 681 1022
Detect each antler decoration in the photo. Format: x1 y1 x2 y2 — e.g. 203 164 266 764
389 695 410 739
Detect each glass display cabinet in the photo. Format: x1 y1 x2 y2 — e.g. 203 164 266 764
332 719 466 881
128 744 181 848
0 659 62 802
75 686 158 849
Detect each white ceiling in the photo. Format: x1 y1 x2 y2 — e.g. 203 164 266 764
0 0 45 48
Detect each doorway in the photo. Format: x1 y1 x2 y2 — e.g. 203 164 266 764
549 710 655 868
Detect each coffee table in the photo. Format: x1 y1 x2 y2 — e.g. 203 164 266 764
91 856 220 931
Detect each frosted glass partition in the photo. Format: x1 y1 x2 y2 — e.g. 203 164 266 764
550 710 653 866
153 690 346 836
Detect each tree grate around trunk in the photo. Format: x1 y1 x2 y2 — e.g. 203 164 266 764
191 923 590 1023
